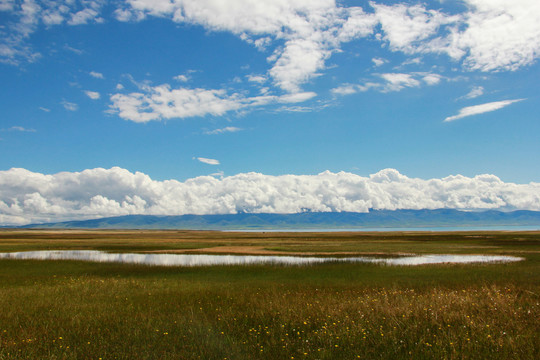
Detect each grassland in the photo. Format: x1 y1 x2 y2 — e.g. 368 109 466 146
0 230 538 359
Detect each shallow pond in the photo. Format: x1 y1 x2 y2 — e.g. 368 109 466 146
0 250 523 267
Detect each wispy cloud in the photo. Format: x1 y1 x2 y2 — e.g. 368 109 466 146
173 74 189 82
331 72 442 96
372 57 388 67
109 81 317 122
39 107 50 112
278 92 317 103
246 75 267 84
89 71 104 79
459 86 484 100
196 157 220 165
84 90 100 100
61 100 79 111
444 99 525 122
205 127 243 135
64 44 83 55
1 126 36 132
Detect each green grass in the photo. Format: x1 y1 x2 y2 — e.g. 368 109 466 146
0 230 539 359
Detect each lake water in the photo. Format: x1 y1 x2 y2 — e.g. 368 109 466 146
0 250 523 267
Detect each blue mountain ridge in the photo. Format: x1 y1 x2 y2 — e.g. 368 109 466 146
18 209 540 230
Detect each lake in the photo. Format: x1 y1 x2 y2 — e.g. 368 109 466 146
0 250 523 267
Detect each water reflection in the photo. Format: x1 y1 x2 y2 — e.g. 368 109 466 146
0 250 523 267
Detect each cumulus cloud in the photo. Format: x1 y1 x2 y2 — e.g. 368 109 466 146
196 157 220 165
84 90 100 100
110 85 249 122
117 0 377 93
444 99 525 122
204 127 243 135
109 82 318 122
373 0 540 72
1 167 539 225
372 3 457 54
456 0 540 71
3 0 540 78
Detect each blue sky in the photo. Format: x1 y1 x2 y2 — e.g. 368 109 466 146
1 0 539 224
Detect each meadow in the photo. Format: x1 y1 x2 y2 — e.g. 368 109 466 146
0 230 538 359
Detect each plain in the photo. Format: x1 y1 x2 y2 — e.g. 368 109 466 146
0 230 538 359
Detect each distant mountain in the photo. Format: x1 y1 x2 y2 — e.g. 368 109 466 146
19 209 540 230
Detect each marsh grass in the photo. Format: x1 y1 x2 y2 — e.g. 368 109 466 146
0 230 539 359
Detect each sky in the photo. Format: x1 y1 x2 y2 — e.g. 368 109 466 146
1 0 540 225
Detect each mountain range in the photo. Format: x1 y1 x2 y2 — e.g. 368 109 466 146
18 209 540 230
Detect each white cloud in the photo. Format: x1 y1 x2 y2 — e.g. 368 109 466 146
84 90 100 100
109 85 248 123
332 72 443 95
444 99 525 122
331 83 377 96
2 0 540 79
42 10 64 26
372 3 457 54
460 86 484 100
63 44 83 55
0 0 106 64
422 73 442 85
68 8 100 25
372 1 540 72
1 167 539 225
173 74 189 82
278 92 317 103
39 106 50 112
196 157 220 165
372 57 387 67
89 71 104 79
109 81 319 122
205 127 243 135
120 0 377 93
1 126 36 132
456 0 540 71
61 100 78 111
246 75 267 84
380 73 420 92
116 83 124 90
331 84 360 96
0 0 15 12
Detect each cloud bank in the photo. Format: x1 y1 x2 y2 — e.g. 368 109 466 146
1 167 539 225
